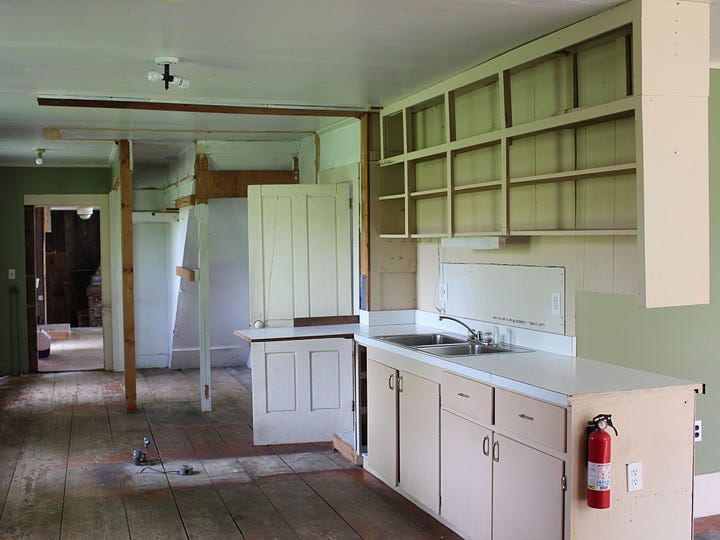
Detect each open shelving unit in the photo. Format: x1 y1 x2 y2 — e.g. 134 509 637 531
377 25 637 239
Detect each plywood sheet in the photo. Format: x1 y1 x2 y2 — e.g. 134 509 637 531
442 262 565 334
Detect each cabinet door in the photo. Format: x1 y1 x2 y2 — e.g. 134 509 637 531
399 370 440 513
251 338 353 445
366 359 398 486
440 410 492 540
492 434 564 540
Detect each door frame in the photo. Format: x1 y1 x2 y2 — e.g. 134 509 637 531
24 193 114 371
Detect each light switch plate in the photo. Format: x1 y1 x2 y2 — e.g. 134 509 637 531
8 268 15 280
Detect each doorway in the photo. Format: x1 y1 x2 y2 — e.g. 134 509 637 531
24 194 113 374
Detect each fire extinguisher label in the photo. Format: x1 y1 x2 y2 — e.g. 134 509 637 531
587 461 611 491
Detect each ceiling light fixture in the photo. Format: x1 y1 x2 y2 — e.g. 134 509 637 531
147 56 190 90
35 148 45 165
76 207 94 220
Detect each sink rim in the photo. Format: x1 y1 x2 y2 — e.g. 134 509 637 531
375 333 532 357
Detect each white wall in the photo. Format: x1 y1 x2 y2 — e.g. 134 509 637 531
133 222 171 367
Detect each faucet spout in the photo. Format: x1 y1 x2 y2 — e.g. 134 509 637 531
439 315 480 341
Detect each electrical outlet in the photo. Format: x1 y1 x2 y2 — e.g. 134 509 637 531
8 268 15 280
695 420 703 442
439 282 448 303
627 461 643 492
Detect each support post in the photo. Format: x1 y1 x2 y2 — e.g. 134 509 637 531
119 140 137 412
196 203 212 411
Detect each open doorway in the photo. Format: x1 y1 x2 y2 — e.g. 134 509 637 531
25 195 113 372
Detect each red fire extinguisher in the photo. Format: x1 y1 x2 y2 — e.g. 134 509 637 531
587 414 618 509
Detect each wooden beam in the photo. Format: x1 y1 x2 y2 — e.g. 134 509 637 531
119 140 137 413
37 97 366 118
195 169 297 203
196 204 212 412
360 113 370 310
175 195 196 208
175 266 197 282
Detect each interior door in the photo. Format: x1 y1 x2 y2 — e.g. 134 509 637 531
248 184 352 327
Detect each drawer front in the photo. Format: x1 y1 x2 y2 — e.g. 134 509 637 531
441 372 493 425
494 388 566 452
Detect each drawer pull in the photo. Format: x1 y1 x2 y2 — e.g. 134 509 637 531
457 392 470 398
482 435 490 457
518 413 535 421
388 374 394 391
492 440 500 462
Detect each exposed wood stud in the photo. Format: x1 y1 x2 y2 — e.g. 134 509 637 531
119 139 137 413
502 70 513 128
175 195 196 208
195 170 297 203
175 266 198 282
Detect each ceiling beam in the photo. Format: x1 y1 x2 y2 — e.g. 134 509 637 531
37 97 367 118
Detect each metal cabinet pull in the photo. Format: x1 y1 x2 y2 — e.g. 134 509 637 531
518 413 535 421
482 435 490 456
492 440 500 462
398 375 403 393
388 374 394 390
457 392 470 398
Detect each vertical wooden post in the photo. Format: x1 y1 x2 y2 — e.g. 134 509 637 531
360 113 370 310
119 140 137 413
196 203 212 412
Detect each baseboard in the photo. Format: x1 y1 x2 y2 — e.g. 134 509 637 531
694 471 720 517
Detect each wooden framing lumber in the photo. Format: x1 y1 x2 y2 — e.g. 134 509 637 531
37 97 367 118
175 195 196 208
360 113 370 309
293 315 360 327
175 266 197 282
119 140 137 413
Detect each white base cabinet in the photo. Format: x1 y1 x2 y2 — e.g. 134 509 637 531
366 354 440 513
251 337 353 445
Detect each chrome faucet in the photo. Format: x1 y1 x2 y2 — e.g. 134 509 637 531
439 315 481 342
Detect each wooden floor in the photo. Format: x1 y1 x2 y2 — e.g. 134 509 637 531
38 327 103 372
0 367 460 539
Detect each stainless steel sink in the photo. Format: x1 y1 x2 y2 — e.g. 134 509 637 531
377 333 466 346
416 343 517 356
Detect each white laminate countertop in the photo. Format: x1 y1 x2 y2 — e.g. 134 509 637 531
234 323 702 406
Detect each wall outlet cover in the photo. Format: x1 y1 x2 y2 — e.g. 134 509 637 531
627 461 643 492
695 420 702 442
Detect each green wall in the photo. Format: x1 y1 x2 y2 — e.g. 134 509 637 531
576 70 720 475
0 167 112 375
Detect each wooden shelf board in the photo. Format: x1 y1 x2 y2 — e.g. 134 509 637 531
510 163 636 187
453 231 505 237
510 229 637 237
405 146 447 164
410 188 449 200
411 233 447 239
453 181 502 193
378 193 405 201
449 132 502 153
379 233 408 239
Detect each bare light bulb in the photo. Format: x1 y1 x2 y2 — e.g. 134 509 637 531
173 77 190 89
35 156 43 165
35 149 45 165
147 70 163 82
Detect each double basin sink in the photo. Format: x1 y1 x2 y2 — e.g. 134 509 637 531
377 333 531 358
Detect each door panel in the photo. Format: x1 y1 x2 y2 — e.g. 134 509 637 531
249 184 351 327
492 434 564 540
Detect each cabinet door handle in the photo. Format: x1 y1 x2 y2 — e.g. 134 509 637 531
398 375 403 393
388 374 394 390
518 413 535 421
482 435 490 456
457 392 470 398
492 440 500 462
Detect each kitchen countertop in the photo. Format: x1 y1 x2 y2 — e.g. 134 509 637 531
235 323 702 407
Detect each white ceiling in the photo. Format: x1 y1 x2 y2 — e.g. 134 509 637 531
0 0 716 167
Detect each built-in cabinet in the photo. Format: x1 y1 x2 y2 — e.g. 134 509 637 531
373 0 710 308
378 28 635 239
366 356 440 513
250 337 353 445
440 372 565 540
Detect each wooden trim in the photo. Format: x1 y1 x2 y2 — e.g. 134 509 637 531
175 266 197 282
37 97 366 118
238 333 357 343
119 140 137 413
333 433 363 466
175 195 196 208
315 133 321 183
360 113 370 310
502 70 513 128
112 177 120 191
293 315 360 327
195 169 297 203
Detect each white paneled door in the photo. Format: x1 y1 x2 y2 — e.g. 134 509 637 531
248 184 352 327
